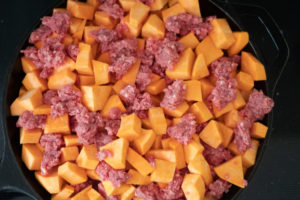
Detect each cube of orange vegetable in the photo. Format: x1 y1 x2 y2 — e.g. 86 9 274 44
224 109 239 128
103 182 132 196
196 36 224 65
127 148 154 176
94 11 117 29
35 171 63 194
184 80 202 102
242 139 259 168
58 161 88 185
164 138 186 169
48 69 77 90
163 101 189 118
146 78 166 95
20 128 42 144
130 1 150 28
133 129 156 155
168 0 178 6
119 0 137 11
117 113 142 141
178 0 200 16
73 19 86 40
52 185 74 200
161 3 185 22
213 102 234 118
236 71 254 91
84 26 99 44
97 51 112 64
64 135 80 147
150 94 162 106
22 71 47 91
250 122 268 139
33 104 51 115
67 0 94 20
87 0 100 7
192 53 209 80
151 135 162 149
228 32 249 56
81 85 112 112
166 48 195 80
21 56 36 73
209 18 235 49
63 34 74 48
18 89 43 111
241 51 266 81
10 97 26 116
214 155 245 188
200 79 214 99
78 75 95 86
19 86 27 96
182 174 205 200
71 185 92 200
75 43 94 75
184 139 204 163
148 107 167 135
150 159 176 183
189 101 213 123
22 144 43 170
87 188 105 200
218 122 234 147
137 38 145 50
120 185 136 200
100 138 129 169
76 144 99 169
127 169 151 185
232 91 246 110
53 56 76 74
121 60 141 84
228 142 240 155
122 15 142 38
101 95 126 118
141 118 152 129
61 146 79 162
142 14 165 39
93 60 110 85
178 32 199 49
150 0 168 11
147 149 177 164
200 120 223 148
188 153 213 185
44 114 70 134
86 169 100 180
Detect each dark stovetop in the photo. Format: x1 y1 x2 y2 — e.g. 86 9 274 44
0 0 300 199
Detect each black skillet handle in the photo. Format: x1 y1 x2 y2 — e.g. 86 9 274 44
211 0 290 97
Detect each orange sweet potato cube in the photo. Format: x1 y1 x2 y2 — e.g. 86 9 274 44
48 69 77 90
63 34 74 47
130 1 150 28
19 88 43 111
86 169 100 180
119 0 137 12
163 101 189 118
35 171 63 194
228 142 240 155
87 188 105 200
76 144 99 170
122 15 142 38
33 104 51 115
162 3 185 22
78 75 95 86
184 80 202 102
120 185 136 200
10 97 26 116
214 155 245 188
72 19 86 40
94 11 117 29
75 43 94 75
100 138 129 169
178 0 200 16
242 139 259 168
233 91 246 110
117 113 142 141
200 78 214 99
127 148 154 176
101 94 126 118
250 122 268 139
127 169 151 185
228 32 249 56
147 149 177 164
141 118 152 129
133 129 156 155
22 71 47 91
151 135 162 149
97 51 112 64
22 144 43 170
121 60 141 84
71 185 92 200
189 101 213 123
150 159 176 183
44 114 70 134
93 60 110 85
182 174 205 200
196 36 224 65
184 139 204 163
188 153 213 185
52 185 74 200
200 120 223 148
164 138 186 169
53 56 76 74
137 38 146 50
58 161 88 185
146 78 166 95
102 182 130 196
64 135 80 147
142 14 165 39
224 109 239 128
67 0 95 20
150 0 168 11
218 122 234 147
236 71 254 91
213 102 234 118
241 51 266 81
192 53 209 80
166 48 195 80
19 86 27 96
21 56 36 73
178 32 199 50
87 0 100 7
20 128 42 144
84 26 99 44
61 146 79 163
168 0 178 7
148 107 167 135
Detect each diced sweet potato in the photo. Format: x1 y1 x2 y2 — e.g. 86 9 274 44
22 144 43 170
241 51 266 81
228 32 249 56
19 86 27 96
117 113 142 141
192 134 201 144
87 169 100 180
228 142 240 155
119 0 137 12
137 38 145 50
67 0 95 20
75 43 94 75
209 18 235 49
163 101 189 118
53 56 76 74
192 54 209 80
71 185 92 200
18 89 43 111
76 144 99 170
84 26 99 44
78 75 95 86
200 120 223 148
44 114 70 134
182 174 205 200
87 188 105 200
196 36 224 65
224 109 239 128
133 129 156 155
242 139 259 168
64 135 80 147
58 161 88 185
218 122 234 148
70 17 84 35
151 135 162 149
146 78 166 95
236 71 254 91
142 14 165 39
150 0 168 11
21 56 36 73
163 138 186 169
200 79 214 100
127 169 151 185
101 94 126 118
130 1 150 28
10 97 26 116
20 128 42 144
213 102 234 118
63 34 74 48
166 48 195 80
168 0 178 6
33 104 51 115
22 71 47 91
214 155 245 188
141 118 152 129
189 101 213 123
150 159 176 183
232 91 246 110
250 122 268 139
184 80 202 102
188 153 213 185
102 182 130 196
52 185 74 200
184 139 204 163
97 51 112 64
148 107 167 135
93 60 110 85
35 171 63 194
178 0 200 16
121 60 141 84
162 3 185 22
48 69 77 90
87 0 99 7
122 15 142 38
120 185 136 200
94 11 117 29
127 148 154 176
73 19 87 40
61 146 79 162
147 149 177 163
100 138 129 169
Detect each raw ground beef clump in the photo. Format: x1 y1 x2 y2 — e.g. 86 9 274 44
160 80 186 110
98 0 124 19
41 11 71 34
206 178 232 199
203 143 232 166
16 111 47 130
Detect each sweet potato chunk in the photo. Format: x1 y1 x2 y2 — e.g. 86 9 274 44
242 139 259 168
87 188 105 200
142 14 165 39
228 32 249 56
163 101 189 118
61 146 79 162
196 36 224 65
44 114 70 134
48 69 77 90
236 71 254 91
21 56 36 73
122 15 142 38
94 11 117 29
76 144 99 170
162 3 185 22
148 107 167 135
241 51 266 81
184 80 202 102
130 1 150 28
19 89 43 111
121 60 141 84
93 60 110 85
84 26 99 44
232 91 246 110
58 161 88 185
162 138 186 169
71 185 92 200
102 182 130 196
133 129 156 155
150 159 176 183
184 139 204 163
64 135 80 147
147 149 177 163
22 71 47 91
218 122 234 148
75 42 94 75
127 148 154 176
188 153 213 185
10 97 26 116
127 169 151 185
178 0 201 16
33 104 51 115
200 79 214 99
120 185 136 200
78 75 95 86
150 0 168 11
20 128 42 144
35 171 63 194
250 122 268 139
53 56 76 74
22 144 43 170
151 135 162 149
182 174 205 200
192 53 209 80
87 169 100 180
199 120 223 148
117 113 142 141
189 101 213 123
67 0 94 20
52 185 74 200
146 78 166 95
101 94 126 118
119 0 137 12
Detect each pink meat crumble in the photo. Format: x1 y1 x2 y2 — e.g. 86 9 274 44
108 107 122 120
203 143 232 166
159 171 185 200
120 84 139 104
29 25 52 44
136 65 153 91
98 0 124 19
67 44 79 61
233 119 252 152
206 178 232 199
105 119 121 136
210 56 241 79
160 80 186 110
135 183 160 200
73 179 97 194
16 111 47 130
97 149 113 161
167 113 197 145
41 11 71 34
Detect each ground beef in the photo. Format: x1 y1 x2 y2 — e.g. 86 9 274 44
135 183 161 200
196 122 208 134
165 13 215 41
138 50 155 69
29 25 52 44
203 143 232 166
167 113 197 145
98 183 120 200
210 56 240 80
97 149 113 161
43 90 60 105
105 119 121 136
206 179 232 199
132 92 153 111
108 107 122 120
233 118 252 153
160 80 186 110
67 44 79 61
111 55 137 79
73 179 97 194
98 0 124 19
159 171 185 200
96 161 131 187
58 84 82 102
16 111 47 130
41 11 71 34
40 150 61 175
95 132 116 148
136 65 153 91
120 84 139 104
51 102 68 118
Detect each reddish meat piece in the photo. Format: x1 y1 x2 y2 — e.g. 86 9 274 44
73 180 96 194
135 110 148 119
21 46 40 67
67 44 79 61
206 179 232 199
167 113 197 145
105 119 121 136
160 80 186 110
50 102 68 118
58 84 82 102
203 143 232 166
210 56 240 80
43 90 60 105
233 118 252 152
90 26 121 52
196 122 208 134
41 11 71 34
138 50 154 68
16 111 47 130
29 25 52 44
135 183 160 200
120 84 139 104
98 0 124 19
159 171 185 200
98 183 120 200
66 101 87 117
96 161 131 187
132 92 153 111
95 132 116 148
41 150 61 175
136 65 152 91
165 13 215 41
97 149 113 161
40 134 65 151
138 0 154 5
108 107 122 120
110 55 137 79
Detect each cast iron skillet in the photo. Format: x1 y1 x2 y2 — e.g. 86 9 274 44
0 0 289 199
